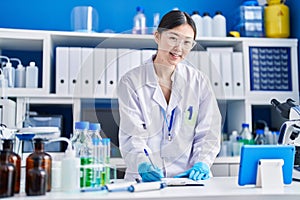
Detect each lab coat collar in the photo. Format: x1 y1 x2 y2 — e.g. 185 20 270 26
144 58 185 111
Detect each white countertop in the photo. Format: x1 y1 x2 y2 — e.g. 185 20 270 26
9 177 300 200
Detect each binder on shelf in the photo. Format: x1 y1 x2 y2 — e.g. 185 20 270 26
206 47 234 52
105 48 118 97
117 48 131 81
55 47 69 95
232 52 244 97
185 51 199 70
118 48 141 82
199 51 210 78
221 52 233 98
93 48 106 98
81 48 94 97
141 49 156 63
209 52 222 98
69 47 82 96
130 49 142 70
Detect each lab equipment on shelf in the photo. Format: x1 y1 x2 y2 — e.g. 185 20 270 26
0 151 15 198
25 156 47 196
132 6 146 34
1 139 21 194
239 123 254 144
254 129 266 145
25 61 38 88
25 138 52 193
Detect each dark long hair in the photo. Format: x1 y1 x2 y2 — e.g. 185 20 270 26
157 10 197 39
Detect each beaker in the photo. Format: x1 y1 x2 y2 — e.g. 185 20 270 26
71 6 99 33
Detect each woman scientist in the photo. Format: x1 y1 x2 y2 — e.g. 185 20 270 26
117 10 221 182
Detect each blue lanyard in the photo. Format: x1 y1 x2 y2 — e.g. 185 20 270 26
161 108 175 141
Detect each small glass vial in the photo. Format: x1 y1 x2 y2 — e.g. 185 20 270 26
2 139 21 193
26 138 52 192
0 151 15 198
25 157 47 196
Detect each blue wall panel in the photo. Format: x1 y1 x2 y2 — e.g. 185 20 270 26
0 0 244 33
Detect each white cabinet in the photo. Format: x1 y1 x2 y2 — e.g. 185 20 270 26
0 28 298 137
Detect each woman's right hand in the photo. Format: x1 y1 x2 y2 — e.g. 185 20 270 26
138 162 164 182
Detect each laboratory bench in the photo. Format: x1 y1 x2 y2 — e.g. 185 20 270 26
9 177 300 200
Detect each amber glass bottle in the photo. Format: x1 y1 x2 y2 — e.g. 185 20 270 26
2 139 21 193
25 157 47 196
26 138 52 192
0 151 15 198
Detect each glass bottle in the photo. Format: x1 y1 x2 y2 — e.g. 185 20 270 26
0 151 15 198
25 157 47 196
26 138 52 192
2 139 21 193
255 129 266 145
71 121 90 158
239 123 254 144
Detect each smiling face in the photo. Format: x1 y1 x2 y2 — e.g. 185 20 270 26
154 23 195 67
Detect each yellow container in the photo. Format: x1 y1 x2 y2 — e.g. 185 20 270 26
264 0 290 38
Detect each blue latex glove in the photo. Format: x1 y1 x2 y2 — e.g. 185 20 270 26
138 162 164 182
174 162 211 180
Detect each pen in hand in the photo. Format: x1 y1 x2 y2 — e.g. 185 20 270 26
144 149 155 168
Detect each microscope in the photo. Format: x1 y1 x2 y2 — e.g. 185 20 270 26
271 98 300 181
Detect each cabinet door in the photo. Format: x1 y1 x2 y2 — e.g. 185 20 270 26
211 164 229 177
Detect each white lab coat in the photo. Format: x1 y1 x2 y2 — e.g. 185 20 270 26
117 57 221 181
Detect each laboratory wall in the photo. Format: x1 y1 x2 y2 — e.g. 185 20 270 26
0 0 244 33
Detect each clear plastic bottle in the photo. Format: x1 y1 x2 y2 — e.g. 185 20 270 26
26 138 52 192
212 11 226 37
202 12 213 37
132 6 146 34
25 157 47 196
254 129 266 145
0 69 8 99
2 139 21 194
239 123 254 144
15 63 26 88
25 61 38 88
191 11 203 39
0 151 15 198
61 148 80 192
3 62 15 88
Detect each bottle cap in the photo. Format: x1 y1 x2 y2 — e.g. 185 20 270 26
192 11 200 15
5 62 12 67
17 64 24 69
242 123 249 128
136 6 144 13
203 12 210 17
215 11 223 15
256 129 264 135
102 138 110 145
75 121 89 129
29 61 36 67
89 123 101 131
